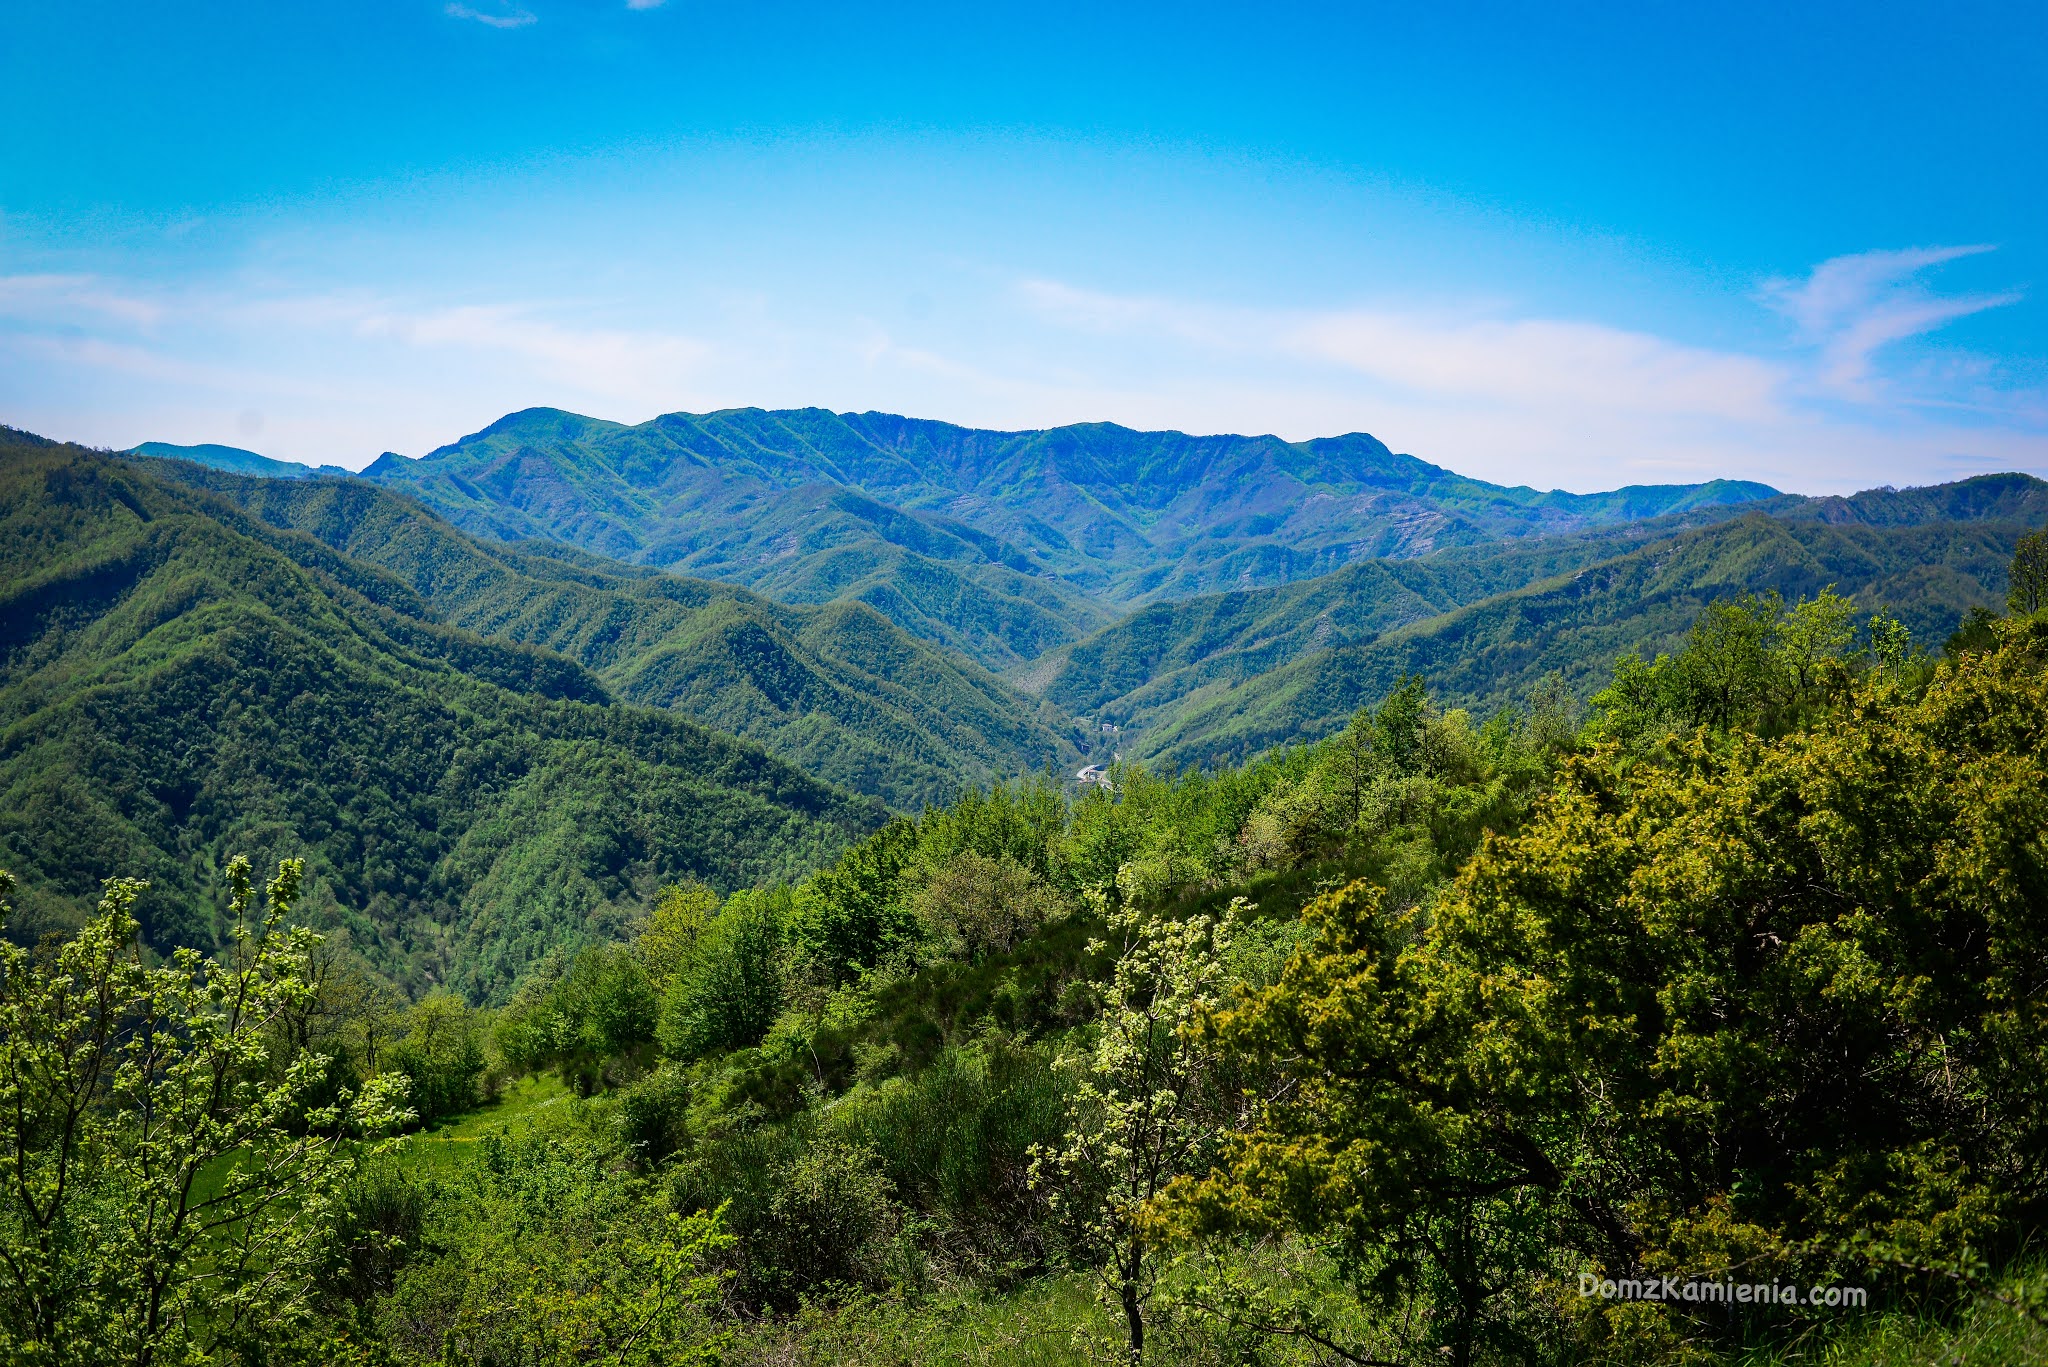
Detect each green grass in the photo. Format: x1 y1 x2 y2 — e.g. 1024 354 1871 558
1729 1280 2048 1367
382 1072 576 1175
423 1071 573 1140
724 1275 1119 1366
714 1276 2048 1367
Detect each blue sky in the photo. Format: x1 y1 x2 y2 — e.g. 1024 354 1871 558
3 1 2043 492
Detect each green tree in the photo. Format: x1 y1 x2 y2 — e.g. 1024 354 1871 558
635 881 719 992
1166 613 2048 1362
786 820 920 983
2009 526 2048 615
1371 673 1430 776
1868 607 1914 674
1947 604 2003 659
659 889 788 1060
1775 583 1858 695
494 946 658 1095
1669 589 1782 729
909 850 1065 961
1032 897 1248 1361
388 990 488 1120
1524 670 1581 754
1156 879 1564 1367
0 858 408 1366
1333 703 1377 829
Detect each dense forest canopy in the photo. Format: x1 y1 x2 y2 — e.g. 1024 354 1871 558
0 437 882 997
5 517 2046 1363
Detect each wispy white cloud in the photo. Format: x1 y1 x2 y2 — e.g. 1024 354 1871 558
351 303 709 399
1009 266 2046 490
625 0 667 9
0 273 164 327
3 246 2039 492
1761 246 2022 400
1018 278 1784 421
10 333 273 392
1287 314 1780 420
0 276 715 460
445 2 537 29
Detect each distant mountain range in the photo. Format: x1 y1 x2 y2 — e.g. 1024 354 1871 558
1115 485 2046 770
118 410 2045 762
1028 473 2048 766
4 408 2025 985
147 459 1084 810
344 408 1782 668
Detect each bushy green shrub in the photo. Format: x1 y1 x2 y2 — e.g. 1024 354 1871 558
377 1124 731 1364
496 944 659 1094
909 851 1066 961
832 1038 1070 1275
322 1159 429 1309
659 888 789 1060
674 1124 906 1312
617 1065 694 1166
387 990 486 1125
785 820 920 983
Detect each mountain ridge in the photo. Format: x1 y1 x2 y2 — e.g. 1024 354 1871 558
130 440 352 480
1026 471 2048 732
350 405 1781 662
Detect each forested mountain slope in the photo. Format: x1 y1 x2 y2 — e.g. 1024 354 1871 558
0 436 883 996
354 406 1777 657
1018 519 1695 720
141 458 1084 808
1034 473 2048 742
1127 499 2044 769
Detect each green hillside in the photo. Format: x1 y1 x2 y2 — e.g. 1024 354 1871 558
1018 520 1694 720
354 407 1779 652
737 530 1112 670
1032 473 2048 752
0 436 883 997
138 459 1085 808
1130 503 2043 770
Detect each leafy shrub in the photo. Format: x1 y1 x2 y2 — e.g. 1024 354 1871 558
322 1159 429 1308
617 1065 694 1166
377 1125 730 1364
785 820 920 983
832 1038 1070 1274
659 889 789 1060
387 990 486 1126
496 944 659 1094
673 1123 906 1312
909 851 1066 961
752 1139 905 1305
